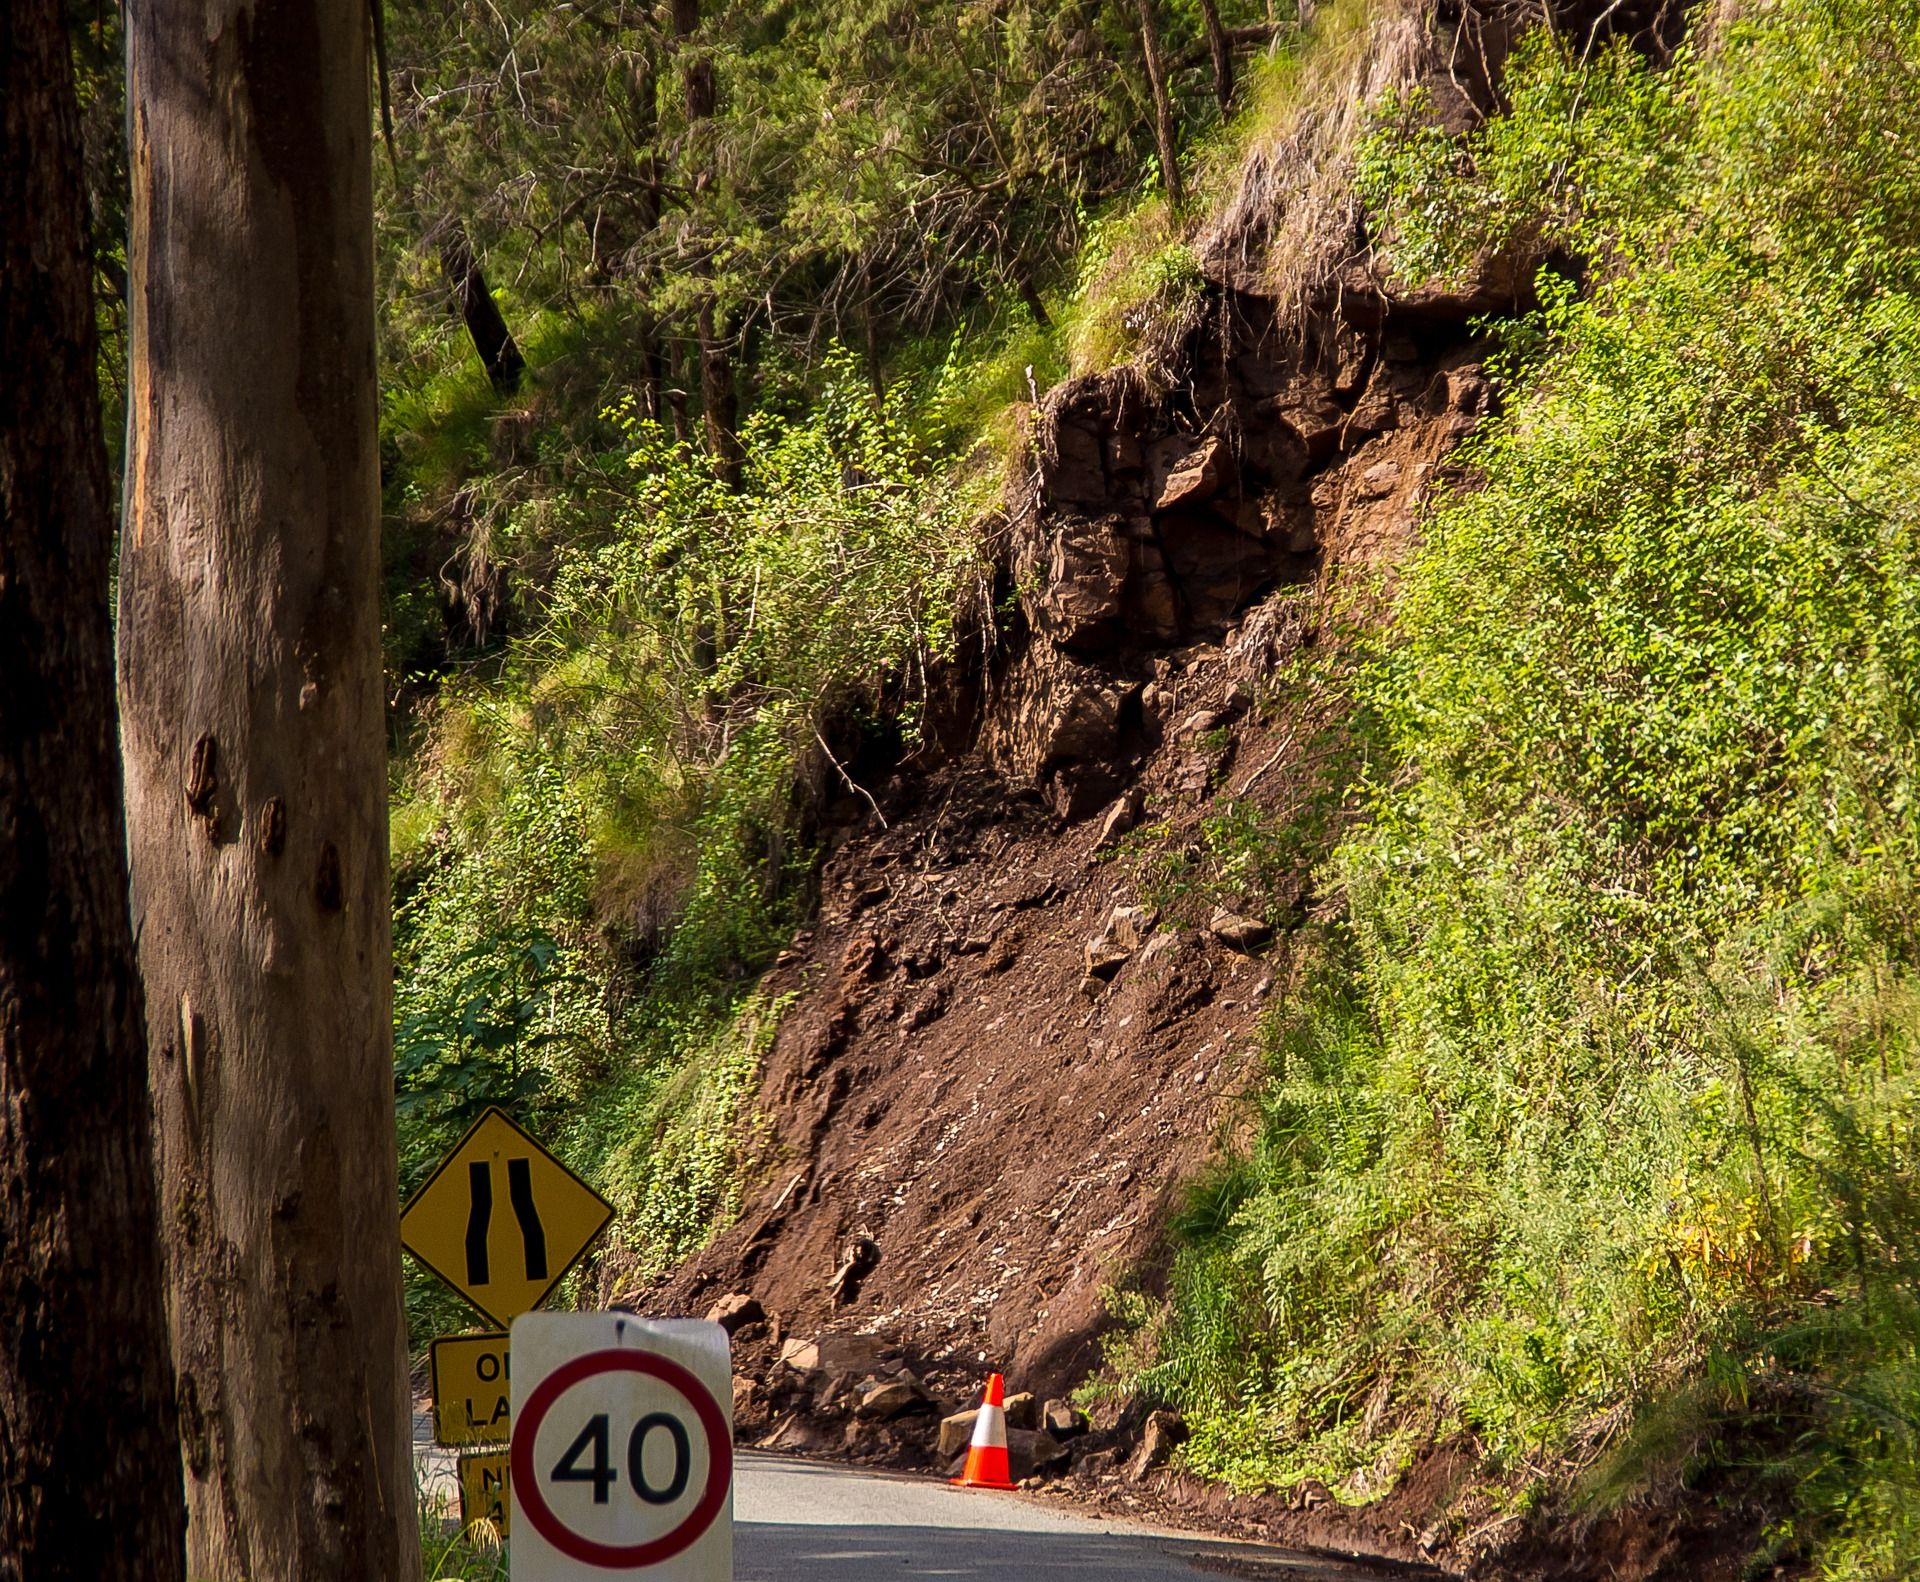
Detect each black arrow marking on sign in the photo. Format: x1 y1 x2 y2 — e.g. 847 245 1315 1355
465 1161 492 1286
463 1157 548 1286
507 1157 548 1279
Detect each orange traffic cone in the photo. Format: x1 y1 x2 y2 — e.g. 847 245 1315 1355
951 1371 1018 1490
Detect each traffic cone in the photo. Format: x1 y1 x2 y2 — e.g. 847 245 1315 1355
951 1371 1018 1490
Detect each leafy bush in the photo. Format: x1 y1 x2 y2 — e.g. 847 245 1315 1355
1134 5 1920 1571
391 349 984 1341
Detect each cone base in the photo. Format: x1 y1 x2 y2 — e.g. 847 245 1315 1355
951 1475 1019 1490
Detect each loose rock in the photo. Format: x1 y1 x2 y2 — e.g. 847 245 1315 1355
938 1408 980 1460
1129 1409 1188 1480
856 1376 932 1420
1073 1446 1120 1479
1092 787 1145 853
828 1234 880 1305
1008 1427 1069 1480
1003 1391 1039 1432
1043 1398 1089 1439
1106 904 1156 953
1154 435 1230 510
704 1293 764 1334
1207 906 1273 951
1083 933 1131 981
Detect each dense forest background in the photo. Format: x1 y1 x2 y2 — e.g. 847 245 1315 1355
62 1 1920 1576
365 0 1296 1319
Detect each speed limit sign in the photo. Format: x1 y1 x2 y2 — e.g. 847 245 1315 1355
510 1313 733 1579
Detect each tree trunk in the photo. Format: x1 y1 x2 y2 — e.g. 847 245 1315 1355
862 259 886 403
697 297 743 490
1133 0 1186 208
626 43 664 423
1017 271 1054 331
672 0 742 487
120 5 422 1580
437 219 525 395
1198 0 1235 115
667 336 693 444
0 7 187 1579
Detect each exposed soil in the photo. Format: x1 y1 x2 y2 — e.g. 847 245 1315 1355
614 260 1496 1386
595 125 1784 1582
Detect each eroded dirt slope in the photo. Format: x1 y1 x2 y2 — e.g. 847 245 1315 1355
606 266 1497 1389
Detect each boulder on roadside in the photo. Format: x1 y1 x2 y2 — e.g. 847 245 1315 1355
949 1428 1069 1482
1023 1429 1072 1476
1129 1409 1188 1480
778 1333 889 1380
1043 1398 1089 1439
938 1408 980 1460
1003 1391 1039 1432
855 1375 934 1421
1072 1446 1120 1480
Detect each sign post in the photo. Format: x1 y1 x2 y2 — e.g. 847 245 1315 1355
405 1109 618 1539
510 1313 733 1581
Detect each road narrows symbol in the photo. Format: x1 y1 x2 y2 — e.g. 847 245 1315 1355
465 1161 492 1285
508 1156 549 1279
400 1108 612 1327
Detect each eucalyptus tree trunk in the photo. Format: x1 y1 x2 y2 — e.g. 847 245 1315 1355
1198 0 1234 114
437 218 525 394
1134 0 1186 208
120 4 421 1579
0 5 186 1577
672 0 744 490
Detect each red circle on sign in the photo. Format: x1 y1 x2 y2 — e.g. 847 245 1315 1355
512 1348 733 1568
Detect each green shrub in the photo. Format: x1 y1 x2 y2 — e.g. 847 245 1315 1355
390 348 984 1343
1132 5 1920 1570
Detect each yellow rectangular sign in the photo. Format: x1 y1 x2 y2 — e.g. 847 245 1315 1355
430 1332 511 1448
400 1107 614 1328
458 1448 511 1540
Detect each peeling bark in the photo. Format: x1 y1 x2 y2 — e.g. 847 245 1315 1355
120 3 421 1577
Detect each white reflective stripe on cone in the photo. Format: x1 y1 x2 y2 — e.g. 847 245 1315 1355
971 1406 1008 1450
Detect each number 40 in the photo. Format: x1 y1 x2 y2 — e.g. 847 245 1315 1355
552 1412 692 1505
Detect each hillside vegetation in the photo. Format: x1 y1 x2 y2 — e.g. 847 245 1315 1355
1135 4 1920 1573
375 0 1920 1574
379 0 1293 1333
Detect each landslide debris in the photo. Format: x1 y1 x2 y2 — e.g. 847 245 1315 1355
598 260 1501 1501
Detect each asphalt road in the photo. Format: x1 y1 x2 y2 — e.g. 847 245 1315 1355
417 1414 1401 1580
732 1453 1392 1580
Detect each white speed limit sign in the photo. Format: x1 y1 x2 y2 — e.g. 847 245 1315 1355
510 1313 733 1580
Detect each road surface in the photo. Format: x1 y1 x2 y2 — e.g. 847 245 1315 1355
731 1453 1395 1579
419 1414 1408 1580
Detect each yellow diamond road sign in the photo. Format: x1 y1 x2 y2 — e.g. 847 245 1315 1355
401 1107 613 1329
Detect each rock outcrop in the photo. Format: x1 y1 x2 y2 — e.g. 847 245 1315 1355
982 275 1504 819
